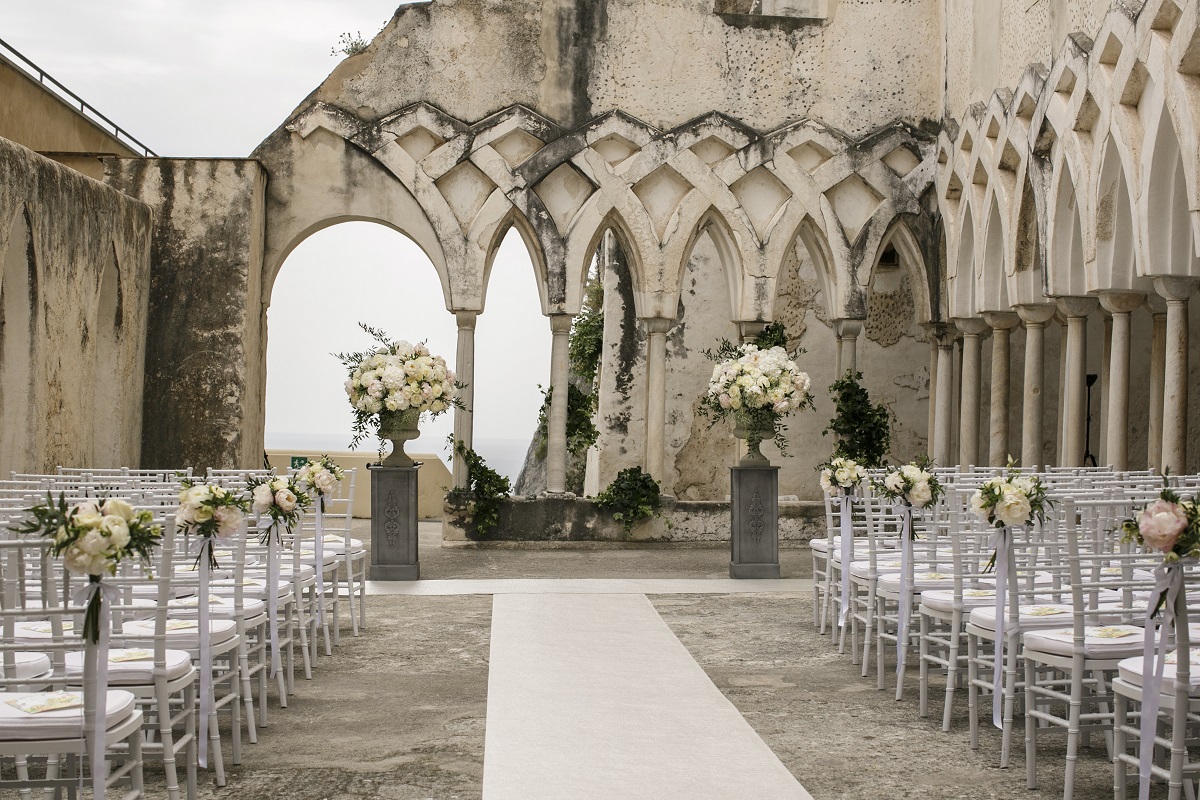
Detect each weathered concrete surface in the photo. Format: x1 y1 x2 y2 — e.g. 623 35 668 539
105 157 267 472
0 135 152 476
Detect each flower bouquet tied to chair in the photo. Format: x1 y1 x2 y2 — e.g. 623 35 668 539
336 323 464 467
699 325 814 466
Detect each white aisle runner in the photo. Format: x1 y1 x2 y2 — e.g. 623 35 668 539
482 593 812 800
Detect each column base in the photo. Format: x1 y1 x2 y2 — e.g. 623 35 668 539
729 562 781 579
370 563 420 581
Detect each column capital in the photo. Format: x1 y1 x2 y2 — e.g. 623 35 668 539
1145 293 1168 315
833 318 864 338
922 321 956 347
1153 276 1200 302
1098 291 1146 315
1015 303 1057 325
980 311 1020 331
454 310 478 330
549 312 574 334
642 316 675 335
953 317 990 336
1055 296 1099 319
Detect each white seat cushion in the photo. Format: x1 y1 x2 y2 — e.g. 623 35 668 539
877 570 957 593
919 588 998 613
968 604 1073 631
809 538 830 553
120 617 237 648
1022 624 1145 658
2 652 52 681
210 577 291 600
0 690 136 740
65 649 193 684
1117 650 1200 695
168 594 266 618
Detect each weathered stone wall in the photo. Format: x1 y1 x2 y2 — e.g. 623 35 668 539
0 135 152 474
301 0 940 135
104 158 267 473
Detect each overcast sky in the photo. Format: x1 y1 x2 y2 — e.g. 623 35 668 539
8 1 551 480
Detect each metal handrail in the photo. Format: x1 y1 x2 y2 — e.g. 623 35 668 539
0 35 156 157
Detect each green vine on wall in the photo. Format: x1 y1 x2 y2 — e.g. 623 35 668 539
446 437 510 538
595 466 662 533
822 370 892 468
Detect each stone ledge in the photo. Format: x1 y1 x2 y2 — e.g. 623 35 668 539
443 496 824 544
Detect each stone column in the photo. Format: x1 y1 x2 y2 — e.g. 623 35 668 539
956 318 989 466
834 319 864 376
932 325 955 466
982 311 1019 466
1099 312 1112 466
1147 294 1167 470
1056 312 1068 464
1016 304 1056 469
643 317 674 486
451 311 478 489
1098 292 1144 470
1154 277 1199 474
545 313 574 494
926 337 939 460
1056 297 1099 467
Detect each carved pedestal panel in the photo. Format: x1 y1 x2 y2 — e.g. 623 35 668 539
729 465 780 579
369 464 420 581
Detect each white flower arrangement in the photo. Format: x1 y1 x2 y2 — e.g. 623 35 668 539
247 473 311 536
819 456 866 496
296 456 345 509
699 337 814 452
336 324 463 452
874 461 943 509
970 461 1050 528
175 480 250 569
11 494 162 642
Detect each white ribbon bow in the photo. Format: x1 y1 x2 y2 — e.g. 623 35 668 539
1137 560 1185 800
314 496 326 626
73 578 119 800
894 504 914 681
265 520 282 679
989 525 1010 730
838 493 855 628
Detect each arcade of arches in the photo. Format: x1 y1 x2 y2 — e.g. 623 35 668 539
4 0 1200 503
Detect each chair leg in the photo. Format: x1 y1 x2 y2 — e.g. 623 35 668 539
1025 659 1038 787
942 620 958 732
1113 692 1127 800
860 585 874 677
357 560 367 631
239 645 258 744
968 633 980 750
918 612 930 718
157 683 182 800
129 724 144 798
1063 663 1084 800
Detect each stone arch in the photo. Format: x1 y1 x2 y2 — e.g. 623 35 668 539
787 215 842 321
0 206 37 477
1009 177 1046 304
1092 135 1149 291
679 209 742 322
873 219 933 325
481 210 551 315
948 200 976 318
1143 103 1199 276
1047 162 1088 296
978 196 1011 311
570 210 647 317
92 243 124 466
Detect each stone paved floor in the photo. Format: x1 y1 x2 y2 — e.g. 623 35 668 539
133 527 1128 799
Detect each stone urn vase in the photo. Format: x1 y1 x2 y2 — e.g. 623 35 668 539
377 408 422 467
732 411 773 467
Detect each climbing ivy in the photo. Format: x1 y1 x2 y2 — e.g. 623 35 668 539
822 370 892 468
446 438 510 538
533 384 599 461
568 269 605 384
595 467 662 534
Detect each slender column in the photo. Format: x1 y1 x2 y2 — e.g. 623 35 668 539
956 318 989 466
1056 297 1098 467
643 317 674 486
1099 312 1112 466
451 311 478 488
926 337 939 460
982 311 1019 466
1098 293 1144 470
1056 312 1068 463
545 313 574 494
1016 304 1057 469
951 337 963 460
1154 277 1199 474
932 325 955 466
1147 294 1167 470
834 319 864 376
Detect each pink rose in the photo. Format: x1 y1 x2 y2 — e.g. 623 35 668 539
718 393 732 409
1138 499 1189 553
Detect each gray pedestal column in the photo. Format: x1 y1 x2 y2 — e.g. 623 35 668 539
729 465 780 579
369 464 420 580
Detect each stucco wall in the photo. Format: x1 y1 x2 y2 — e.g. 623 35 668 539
297 0 941 135
0 135 152 475
105 158 267 473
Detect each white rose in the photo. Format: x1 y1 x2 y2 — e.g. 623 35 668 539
315 470 338 493
101 498 136 522
64 543 104 575
899 464 921 480
995 490 1032 527
819 471 835 496
212 506 242 539
908 481 933 508
970 491 988 517
274 489 298 513
77 528 108 556
185 485 213 505
834 466 853 486
1012 476 1036 494
884 472 905 493
103 517 131 550
252 484 274 512
72 502 103 528
270 477 288 491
